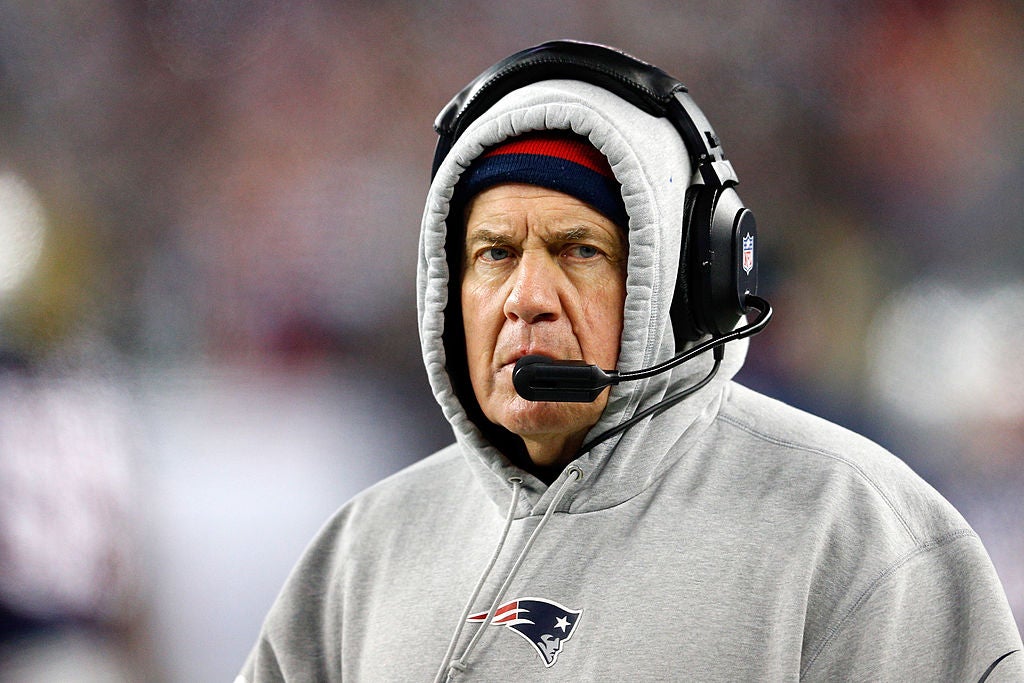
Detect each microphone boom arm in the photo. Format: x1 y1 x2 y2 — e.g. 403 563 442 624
512 295 772 403
618 294 772 383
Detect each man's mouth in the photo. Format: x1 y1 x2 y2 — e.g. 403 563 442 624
500 349 572 373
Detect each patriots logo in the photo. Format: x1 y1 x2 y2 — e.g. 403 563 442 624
468 597 583 667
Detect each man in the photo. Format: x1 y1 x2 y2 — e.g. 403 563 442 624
239 41 1022 681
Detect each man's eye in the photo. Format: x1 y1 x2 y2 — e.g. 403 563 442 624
482 247 512 262
567 244 600 259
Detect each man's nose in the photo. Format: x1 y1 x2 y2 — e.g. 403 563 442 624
503 253 562 324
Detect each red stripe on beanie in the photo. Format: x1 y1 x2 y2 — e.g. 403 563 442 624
480 134 614 178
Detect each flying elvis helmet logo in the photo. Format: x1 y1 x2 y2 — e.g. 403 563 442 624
468 597 583 667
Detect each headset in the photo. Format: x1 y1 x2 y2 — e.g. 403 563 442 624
431 39 762 347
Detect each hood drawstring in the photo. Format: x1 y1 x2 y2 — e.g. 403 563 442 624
435 466 583 682
432 476 522 683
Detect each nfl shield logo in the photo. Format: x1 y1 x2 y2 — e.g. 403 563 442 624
742 233 755 275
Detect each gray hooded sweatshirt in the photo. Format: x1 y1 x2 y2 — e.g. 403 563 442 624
238 80 1022 681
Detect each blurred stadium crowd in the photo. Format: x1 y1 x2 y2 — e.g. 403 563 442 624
0 1 1021 680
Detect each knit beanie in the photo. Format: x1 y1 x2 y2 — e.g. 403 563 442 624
458 131 627 227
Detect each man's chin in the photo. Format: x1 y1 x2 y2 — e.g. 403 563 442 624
493 395 603 443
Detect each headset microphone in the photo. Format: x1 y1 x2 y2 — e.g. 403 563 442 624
513 295 773 403
513 357 619 403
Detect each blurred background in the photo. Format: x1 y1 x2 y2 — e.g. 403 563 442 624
0 1 1021 680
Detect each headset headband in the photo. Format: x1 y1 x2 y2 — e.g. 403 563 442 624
431 40 738 189
432 40 759 343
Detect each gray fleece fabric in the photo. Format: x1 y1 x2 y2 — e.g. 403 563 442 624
238 81 1022 681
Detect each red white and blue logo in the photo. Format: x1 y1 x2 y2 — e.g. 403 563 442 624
468 597 583 667
742 232 755 275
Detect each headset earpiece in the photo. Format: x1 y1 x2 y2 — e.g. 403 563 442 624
680 185 758 341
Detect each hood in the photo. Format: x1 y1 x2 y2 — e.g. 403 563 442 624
417 79 748 514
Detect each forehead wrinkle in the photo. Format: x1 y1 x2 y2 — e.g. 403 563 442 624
469 224 603 247
464 221 624 255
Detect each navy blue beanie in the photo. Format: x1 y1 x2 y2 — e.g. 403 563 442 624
459 131 627 227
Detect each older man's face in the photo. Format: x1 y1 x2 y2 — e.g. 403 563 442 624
461 183 628 469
